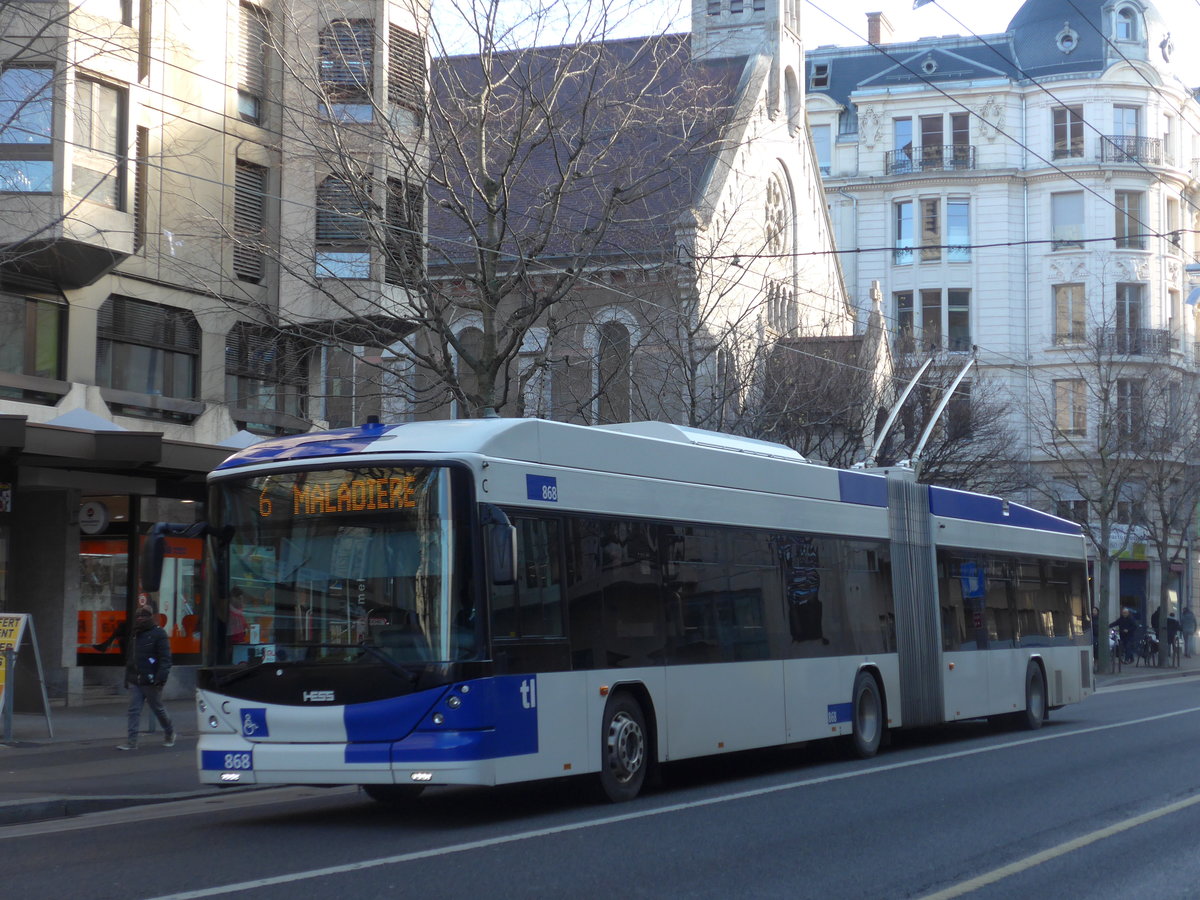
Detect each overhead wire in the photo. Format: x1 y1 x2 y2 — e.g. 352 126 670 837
5 2 1195 408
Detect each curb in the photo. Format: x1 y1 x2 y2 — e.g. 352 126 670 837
0 786 273 827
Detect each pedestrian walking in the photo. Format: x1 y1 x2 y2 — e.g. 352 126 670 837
1183 606 1197 658
116 606 175 750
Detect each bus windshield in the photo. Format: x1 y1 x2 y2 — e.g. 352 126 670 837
207 465 475 668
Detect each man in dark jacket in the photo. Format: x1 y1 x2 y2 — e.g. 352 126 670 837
116 607 175 750
1109 608 1138 664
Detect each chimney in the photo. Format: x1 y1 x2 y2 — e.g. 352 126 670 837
866 12 894 45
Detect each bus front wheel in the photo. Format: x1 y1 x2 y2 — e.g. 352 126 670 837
362 783 425 806
598 692 647 803
850 671 884 759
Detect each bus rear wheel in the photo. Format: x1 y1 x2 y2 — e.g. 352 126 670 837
849 671 884 759
362 783 425 805
598 692 647 803
1020 662 1047 730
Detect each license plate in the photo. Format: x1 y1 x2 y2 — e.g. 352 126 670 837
201 750 254 771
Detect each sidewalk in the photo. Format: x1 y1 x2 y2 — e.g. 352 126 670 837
0 695 252 826
2 651 1198 827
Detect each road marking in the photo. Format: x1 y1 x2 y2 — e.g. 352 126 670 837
144 704 1200 900
918 792 1200 899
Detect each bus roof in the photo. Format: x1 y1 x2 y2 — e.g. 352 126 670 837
213 419 1081 537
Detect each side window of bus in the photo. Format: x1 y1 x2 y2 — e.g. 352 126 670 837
491 517 564 640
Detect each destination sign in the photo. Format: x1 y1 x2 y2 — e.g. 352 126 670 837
256 470 425 519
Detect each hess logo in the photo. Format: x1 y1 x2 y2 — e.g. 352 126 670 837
302 690 335 703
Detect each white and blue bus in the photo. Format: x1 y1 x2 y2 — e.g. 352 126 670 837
194 419 1092 803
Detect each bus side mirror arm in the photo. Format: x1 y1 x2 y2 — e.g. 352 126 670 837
480 504 517 586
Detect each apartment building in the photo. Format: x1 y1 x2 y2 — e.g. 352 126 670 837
0 0 426 702
808 0 1200 622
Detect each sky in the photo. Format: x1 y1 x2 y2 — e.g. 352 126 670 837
433 0 1200 83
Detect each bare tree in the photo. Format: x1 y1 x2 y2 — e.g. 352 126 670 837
1124 373 1200 664
213 0 747 425
1026 275 1196 668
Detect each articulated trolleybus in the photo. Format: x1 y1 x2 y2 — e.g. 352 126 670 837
196 419 1091 803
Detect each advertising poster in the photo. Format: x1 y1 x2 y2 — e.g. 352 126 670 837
0 613 29 709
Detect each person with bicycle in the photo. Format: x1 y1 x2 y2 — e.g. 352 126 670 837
1109 607 1137 665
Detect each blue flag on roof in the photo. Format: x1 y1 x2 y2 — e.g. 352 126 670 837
1187 286 1200 306
914 0 936 7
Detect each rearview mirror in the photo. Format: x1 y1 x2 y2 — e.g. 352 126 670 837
479 503 516 585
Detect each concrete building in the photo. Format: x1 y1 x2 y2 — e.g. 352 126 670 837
0 0 427 703
807 0 1200 623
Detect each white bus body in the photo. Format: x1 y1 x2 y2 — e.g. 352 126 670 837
196 419 1091 799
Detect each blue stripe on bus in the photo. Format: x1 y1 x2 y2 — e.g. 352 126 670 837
343 689 446 743
215 423 394 470
928 486 1081 535
342 676 539 764
837 470 888 507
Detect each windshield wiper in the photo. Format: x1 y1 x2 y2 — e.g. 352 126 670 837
357 642 420 687
214 657 272 687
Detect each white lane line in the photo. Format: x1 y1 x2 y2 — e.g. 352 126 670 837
146 705 1200 900
919 792 1200 899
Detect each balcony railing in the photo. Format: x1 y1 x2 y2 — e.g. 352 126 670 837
1096 327 1173 357
1100 135 1162 165
885 144 976 176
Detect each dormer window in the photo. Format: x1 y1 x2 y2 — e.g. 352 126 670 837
1115 6 1138 41
809 62 830 90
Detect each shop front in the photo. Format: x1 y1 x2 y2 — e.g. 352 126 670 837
0 415 230 706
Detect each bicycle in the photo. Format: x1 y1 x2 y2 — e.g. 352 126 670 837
1108 627 1123 674
1171 633 1183 668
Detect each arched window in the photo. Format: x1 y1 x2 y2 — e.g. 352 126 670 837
596 320 631 424
784 67 800 135
315 175 370 279
1115 6 1138 41
454 325 484 417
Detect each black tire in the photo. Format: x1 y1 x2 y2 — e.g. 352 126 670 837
362 783 425 805
598 692 648 803
849 671 884 758
1020 662 1046 731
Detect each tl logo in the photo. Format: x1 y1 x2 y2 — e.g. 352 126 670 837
520 678 537 709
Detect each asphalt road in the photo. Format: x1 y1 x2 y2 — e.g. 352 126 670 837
4 677 1200 900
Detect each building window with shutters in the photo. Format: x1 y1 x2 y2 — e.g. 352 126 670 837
96 296 199 411
234 161 268 283
385 177 422 287
133 127 148 252
315 175 370 279
238 2 270 125
225 322 308 434
319 19 373 122
388 24 425 122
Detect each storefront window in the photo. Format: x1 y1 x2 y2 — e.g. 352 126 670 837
76 495 206 666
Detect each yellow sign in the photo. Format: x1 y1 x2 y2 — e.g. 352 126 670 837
0 613 29 708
